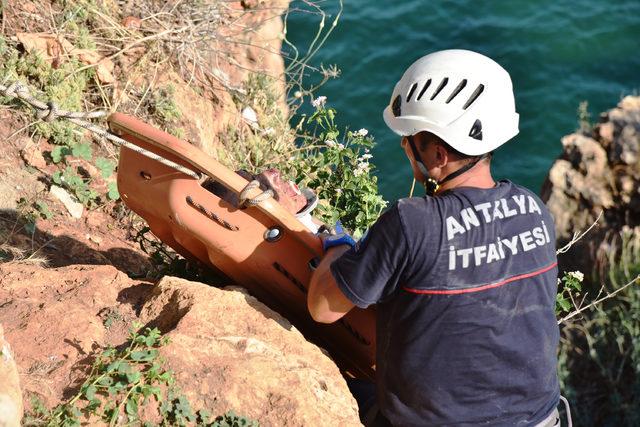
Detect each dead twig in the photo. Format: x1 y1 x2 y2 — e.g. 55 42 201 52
557 211 603 254
557 274 640 324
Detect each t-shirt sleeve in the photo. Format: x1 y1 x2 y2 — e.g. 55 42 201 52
330 203 410 308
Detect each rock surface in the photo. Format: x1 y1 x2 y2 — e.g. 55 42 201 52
49 185 84 219
0 264 360 426
541 96 640 273
0 324 22 427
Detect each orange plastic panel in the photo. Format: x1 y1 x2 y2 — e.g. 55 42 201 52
108 113 376 379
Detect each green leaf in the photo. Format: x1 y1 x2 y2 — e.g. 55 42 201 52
98 376 114 386
51 146 72 163
126 370 141 383
197 409 211 423
52 170 63 185
130 350 146 361
125 396 138 416
84 384 97 401
71 143 92 160
87 398 101 411
70 405 82 418
24 222 36 235
107 182 120 200
36 201 53 219
556 295 571 312
106 360 121 373
158 371 172 382
113 380 127 392
131 349 158 362
145 335 157 347
95 157 115 178
117 361 131 374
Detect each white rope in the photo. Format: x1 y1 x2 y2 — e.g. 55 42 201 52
0 80 201 180
238 179 274 207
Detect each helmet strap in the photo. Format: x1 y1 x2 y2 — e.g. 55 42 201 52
406 135 487 197
406 135 438 196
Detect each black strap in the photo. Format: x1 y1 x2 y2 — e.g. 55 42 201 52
438 154 487 186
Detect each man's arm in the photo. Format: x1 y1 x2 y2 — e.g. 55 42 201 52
307 244 355 324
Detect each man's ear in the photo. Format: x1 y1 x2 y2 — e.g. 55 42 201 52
435 143 448 167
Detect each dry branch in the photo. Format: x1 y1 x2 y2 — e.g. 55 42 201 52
558 274 640 324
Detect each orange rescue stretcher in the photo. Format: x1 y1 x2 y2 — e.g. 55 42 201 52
108 113 376 379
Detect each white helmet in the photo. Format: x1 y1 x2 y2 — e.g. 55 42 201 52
383 49 519 155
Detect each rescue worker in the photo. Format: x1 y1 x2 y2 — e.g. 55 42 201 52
307 50 562 426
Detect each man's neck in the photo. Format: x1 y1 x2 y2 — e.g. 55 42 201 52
437 161 495 193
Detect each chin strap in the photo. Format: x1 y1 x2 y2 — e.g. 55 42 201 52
406 135 487 196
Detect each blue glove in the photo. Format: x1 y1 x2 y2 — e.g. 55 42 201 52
322 220 356 252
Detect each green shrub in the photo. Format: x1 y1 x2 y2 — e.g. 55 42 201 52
24 323 257 426
558 228 640 426
294 101 387 237
220 75 387 237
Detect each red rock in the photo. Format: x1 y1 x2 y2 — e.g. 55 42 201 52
0 324 22 427
20 146 46 169
121 16 142 30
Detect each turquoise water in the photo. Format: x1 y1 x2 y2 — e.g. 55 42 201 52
284 0 640 202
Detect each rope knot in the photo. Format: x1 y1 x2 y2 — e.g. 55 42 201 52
239 179 273 207
36 101 59 122
3 82 25 98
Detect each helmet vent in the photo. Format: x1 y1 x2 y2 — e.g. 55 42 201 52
416 79 432 100
469 119 483 140
406 83 418 102
463 84 485 110
446 79 467 104
392 95 402 117
430 77 449 100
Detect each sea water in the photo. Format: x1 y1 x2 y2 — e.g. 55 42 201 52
285 0 640 202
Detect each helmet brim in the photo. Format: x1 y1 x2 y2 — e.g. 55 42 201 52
383 106 519 156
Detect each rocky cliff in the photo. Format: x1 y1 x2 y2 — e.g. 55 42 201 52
0 264 360 426
542 96 640 275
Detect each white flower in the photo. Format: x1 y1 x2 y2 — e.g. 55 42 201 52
311 96 327 108
360 153 373 161
336 188 343 195
325 139 336 147
568 271 584 282
294 91 303 98
337 143 345 150
356 128 368 137
354 161 370 176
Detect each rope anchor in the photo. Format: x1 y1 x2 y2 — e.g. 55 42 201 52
0 79 201 180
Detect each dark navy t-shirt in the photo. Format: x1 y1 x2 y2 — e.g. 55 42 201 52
331 180 560 426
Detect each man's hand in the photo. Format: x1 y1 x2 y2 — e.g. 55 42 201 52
321 220 356 252
307 233 356 323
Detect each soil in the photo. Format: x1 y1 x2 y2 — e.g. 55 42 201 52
0 106 156 275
